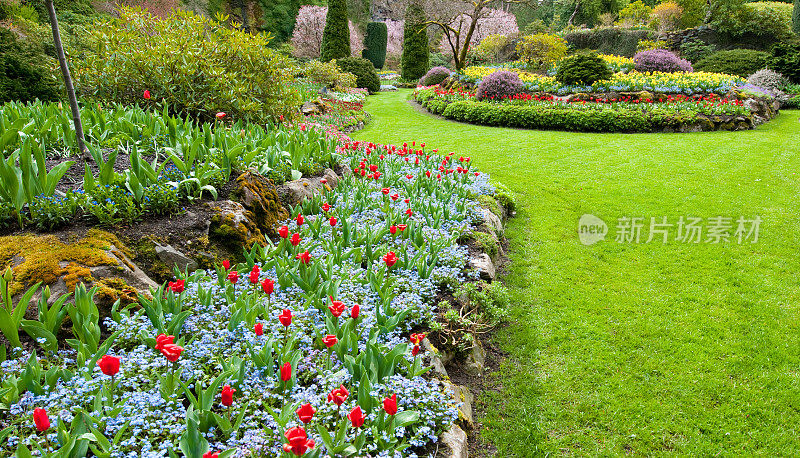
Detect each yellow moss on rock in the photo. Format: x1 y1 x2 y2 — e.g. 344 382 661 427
0 229 129 295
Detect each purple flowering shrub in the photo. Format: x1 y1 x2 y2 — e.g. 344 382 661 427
476 70 523 101
420 66 452 86
634 49 693 73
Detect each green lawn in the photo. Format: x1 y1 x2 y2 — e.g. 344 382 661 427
353 90 800 456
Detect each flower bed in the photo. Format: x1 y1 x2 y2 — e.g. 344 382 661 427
1 139 498 456
459 66 745 95
414 86 776 133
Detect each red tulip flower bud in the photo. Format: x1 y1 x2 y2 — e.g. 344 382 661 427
296 403 316 424
390 225 397 235
348 406 365 427
279 309 292 327
351 304 360 320
33 408 50 432
261 278 274 295
381 188 390 195
412 345 420 356
329 217 337 227
155 334 174 351
279 225 289 238
280 362 292 382
383 251 398 268
227 271 239 284
329 300 346 317
254 323 264 336
322 203 330 212
97 355 120 376
296 213 304 226
222 259 231 270
169 279 185 294
283 426 315 456
290 233 302 246
221 384 236 407
383 393 398 415
160 343 184 362
203 452 219 458
296 250 311 264
216 112 226 120
143 90 151 100
322 335 338 348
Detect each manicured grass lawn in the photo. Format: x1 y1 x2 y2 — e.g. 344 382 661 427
353 89 800 456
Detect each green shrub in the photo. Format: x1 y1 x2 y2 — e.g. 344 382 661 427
616 1 652 27
515 34 568 72
474 34 515 64
320 0 351 61
562 27 656 57
680 38 717 63
694 49 771 77
335 57 380 93
731 2 794 39
794 0 799 34
769 42 800 83
401 1 429 81
675 0 705 28
0 28 60 104
555 53 613 86
72 8 300 124
296 59 357 89
362 21 388 69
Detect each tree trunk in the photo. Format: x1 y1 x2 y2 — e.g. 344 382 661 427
239 0 249 32
456 7 482 71
45 0 88 161
567 0 580 26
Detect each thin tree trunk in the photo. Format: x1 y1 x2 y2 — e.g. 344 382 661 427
239 0 249 32
45 0 88 161
568 0 580 26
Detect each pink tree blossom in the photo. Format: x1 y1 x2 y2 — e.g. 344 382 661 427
291 5 364 59
438 8 518 54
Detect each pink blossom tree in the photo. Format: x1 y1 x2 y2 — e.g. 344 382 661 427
386 19 405 57
291 5 364 59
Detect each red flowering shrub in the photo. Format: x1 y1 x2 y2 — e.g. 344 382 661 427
476 70 523 101
634 49 693 73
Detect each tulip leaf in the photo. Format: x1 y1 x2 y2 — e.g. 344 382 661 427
394 410 420 428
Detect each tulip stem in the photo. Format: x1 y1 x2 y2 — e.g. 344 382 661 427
107 374 114 408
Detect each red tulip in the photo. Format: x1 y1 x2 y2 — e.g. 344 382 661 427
322 335 338 348
329 217 337 226
290 233 302 246
254 323 264 336
221 384 236 407
410 333 426 345
381 187 390 195
203 453 219 458
33 408 50 432
143 90 151 100
222 259 231 270
383 393 397 415
261 278 274 295
329 300 346 317
97 355 120 376
283 426 315 456
391 193 399 201
328 385 349 406
412 345 420 356
169 279 185 293
348 405 365 427
216 112 226 119
390 225 397 235
296 250 311 264
279 225 289 238
383 251 398 268
227 271 239 284
155 334 174 351
398 224 407 232
405 174 413 180
296 213 304 226
351 304 360 320
249 268 260 285
320 178 327 184
279 309 292 327
322 203 330 212
160 343 184 362
280 362 292 382
296 403 316 424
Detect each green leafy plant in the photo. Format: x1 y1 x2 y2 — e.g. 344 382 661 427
555 53 613 86
695 49 772 78
335 57 381 93
515 34 568 72
320 0 351 61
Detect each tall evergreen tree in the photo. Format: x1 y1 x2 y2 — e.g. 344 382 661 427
258 0 302 43
321 0 351 61
362 21 388 69
401 1 429 81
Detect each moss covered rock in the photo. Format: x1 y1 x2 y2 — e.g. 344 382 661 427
208 200 266 250
232 172 289 237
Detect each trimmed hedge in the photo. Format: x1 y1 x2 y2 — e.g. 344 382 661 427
562 28 656 57
335 57 380 93
362 22 388 69
769 42 800 84
320 0 351 61
401 1 429 81
694 49 771 77
556 54 613 86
